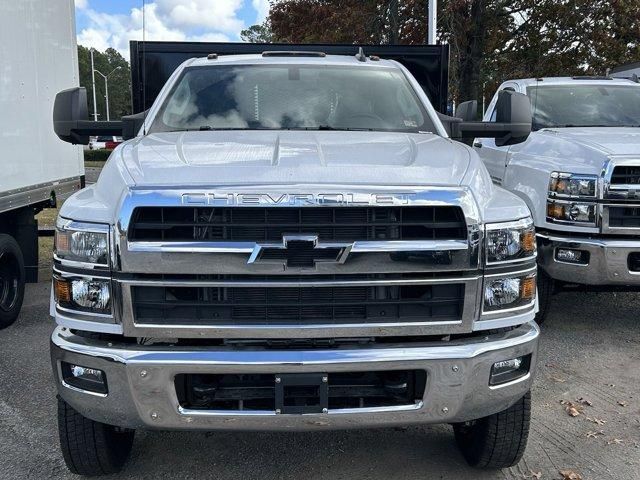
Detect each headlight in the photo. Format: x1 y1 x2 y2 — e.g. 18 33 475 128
548 172 597 198
54 276 111 314
483 271 536 313
547 200 596 225
485 218 536 264
55 218 109 266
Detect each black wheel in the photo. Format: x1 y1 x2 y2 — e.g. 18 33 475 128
57 396 135 476
453 391 531 469
535 270 553 325
0 234 25 329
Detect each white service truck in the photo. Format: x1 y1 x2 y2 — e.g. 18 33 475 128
0 0 83 328
467 77 640 321
50 50 540 475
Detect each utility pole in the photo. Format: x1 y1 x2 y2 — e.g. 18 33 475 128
90 48 98 121
428 0 437 44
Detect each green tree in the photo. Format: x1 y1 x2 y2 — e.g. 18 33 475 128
241 21 275 43
77 45 132 120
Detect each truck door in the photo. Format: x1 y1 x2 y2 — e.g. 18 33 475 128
474 84 519 185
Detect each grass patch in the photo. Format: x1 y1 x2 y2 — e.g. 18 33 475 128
84 149 112 162
36 205 60 230
85 160 107 168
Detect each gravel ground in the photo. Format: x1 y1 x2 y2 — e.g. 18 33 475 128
0 281 637 480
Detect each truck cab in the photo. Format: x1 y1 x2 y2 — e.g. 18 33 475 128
51 51 539 475
474 77 640 321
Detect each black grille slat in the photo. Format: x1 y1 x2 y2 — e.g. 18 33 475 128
611 166 640 185
129 206 467 242
133 284 465 326
608 206 640 227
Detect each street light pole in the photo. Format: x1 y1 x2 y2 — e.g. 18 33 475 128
427 0 437 45
94 66 121 122
90 48 98 121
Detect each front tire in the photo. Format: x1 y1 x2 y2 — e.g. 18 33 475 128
453 391 531 469
57 397 135 476
0 234 25 329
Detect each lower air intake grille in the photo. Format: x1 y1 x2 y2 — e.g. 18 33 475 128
132 283 465 326
175 370 426 412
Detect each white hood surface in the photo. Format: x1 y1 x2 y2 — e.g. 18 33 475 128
118 131 473 188
544 127 640 156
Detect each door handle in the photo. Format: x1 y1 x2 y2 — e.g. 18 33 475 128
473 141 483 148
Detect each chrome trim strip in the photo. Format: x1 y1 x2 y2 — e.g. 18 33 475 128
118 275 480 288
483 265 537 278
127 239 471 254
488 372 531 390
177 401 424 417
0 176 81 214
55 316 122 333
53 268 112 281
53 254 110 271
55 304 114 320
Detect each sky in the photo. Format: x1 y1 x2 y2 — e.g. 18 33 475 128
75 0 270 60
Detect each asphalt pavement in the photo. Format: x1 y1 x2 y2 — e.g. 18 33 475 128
0 279 638 480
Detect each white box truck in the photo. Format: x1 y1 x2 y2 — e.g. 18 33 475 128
0 0 83 328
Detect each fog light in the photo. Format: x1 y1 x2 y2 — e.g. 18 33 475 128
61 362 107 394
556 248 589 265
490 354 531 386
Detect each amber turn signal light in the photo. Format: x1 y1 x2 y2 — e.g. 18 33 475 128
520 276 536 301
54 278 71 303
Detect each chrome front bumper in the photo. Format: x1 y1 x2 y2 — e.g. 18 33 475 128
51 323 539 431
538 232 640 286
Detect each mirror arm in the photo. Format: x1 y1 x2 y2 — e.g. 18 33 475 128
450 121 530 139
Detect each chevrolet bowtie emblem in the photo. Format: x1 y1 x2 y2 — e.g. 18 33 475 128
248 235 350 268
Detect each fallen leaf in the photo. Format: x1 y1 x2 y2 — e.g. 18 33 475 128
560 400 584 417
559 470 582 480
576 397 593 407
585 430 604 439
551 375 566 383
526 471 542 479
586 417 607 425
617 400 627 407
608 438 624 445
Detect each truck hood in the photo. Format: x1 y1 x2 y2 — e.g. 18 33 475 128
543 127 640 156
118 130 472 188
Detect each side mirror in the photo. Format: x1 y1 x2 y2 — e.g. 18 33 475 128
455 100 477 122
493 90 532 146
52 87 90 144
53 87 124 145
451 91 532 146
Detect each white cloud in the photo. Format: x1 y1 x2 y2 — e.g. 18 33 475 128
252 0 270 22
77 1 242 59
75 0 88 9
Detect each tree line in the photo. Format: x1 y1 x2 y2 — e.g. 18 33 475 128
77 46 132 120
241 0 640 107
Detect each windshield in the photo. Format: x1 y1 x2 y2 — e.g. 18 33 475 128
527 84 640 130
149 65 434 133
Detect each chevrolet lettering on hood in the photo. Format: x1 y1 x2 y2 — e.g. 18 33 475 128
181 192 418 206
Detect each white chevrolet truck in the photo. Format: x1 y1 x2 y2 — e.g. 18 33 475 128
51 51 540 475
468 77 640 321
